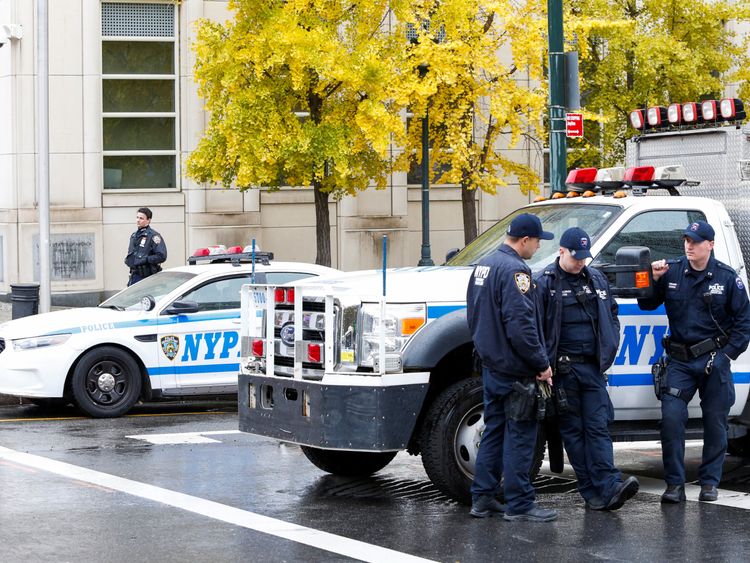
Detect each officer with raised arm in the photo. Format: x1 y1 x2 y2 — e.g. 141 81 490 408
466 213 558 523
639 220 750 502
535 227 639 511
125 207 167 286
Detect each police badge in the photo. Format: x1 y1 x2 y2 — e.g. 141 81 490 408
161 335 179 361
514 272 531 293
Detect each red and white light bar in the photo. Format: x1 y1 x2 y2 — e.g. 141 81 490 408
562 165 697 194
630 99 745 130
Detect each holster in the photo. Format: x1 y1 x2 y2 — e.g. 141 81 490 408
651 356 668 400
505 380 538 421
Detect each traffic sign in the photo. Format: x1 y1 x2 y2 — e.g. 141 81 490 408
566 113 583 138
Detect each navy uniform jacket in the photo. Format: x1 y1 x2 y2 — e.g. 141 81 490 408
638 256 750 360
466 244 549 379
534 260 621 374
125 226 167 272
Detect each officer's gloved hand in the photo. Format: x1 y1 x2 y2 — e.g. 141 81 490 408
134 256 147 266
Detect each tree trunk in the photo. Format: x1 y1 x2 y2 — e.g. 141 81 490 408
313 180 332 267
461 183 478 246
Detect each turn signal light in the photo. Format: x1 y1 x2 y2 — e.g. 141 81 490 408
635 271 650 288
307 343 321 363
252 339 264 357
401 317 426 335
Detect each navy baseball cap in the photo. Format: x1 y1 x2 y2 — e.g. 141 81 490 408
560 227 592 259
507 213 554 240
683 220 715 242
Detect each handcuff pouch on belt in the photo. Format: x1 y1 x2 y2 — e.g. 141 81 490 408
663 334 727 363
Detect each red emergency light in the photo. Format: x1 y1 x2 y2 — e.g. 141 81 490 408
623 166 655 186
701 100 719 121
647 106 668 127
720 98 746 120
251 339 264 357
629 109 645 130
307 343 322 363
274 288 295 305
565 168 597 191
192 248 211 257
667 103 682 125
226 245 243 254
682 102 702 123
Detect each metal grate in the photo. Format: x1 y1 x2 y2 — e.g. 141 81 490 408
102 2 174 38
0 338 5 354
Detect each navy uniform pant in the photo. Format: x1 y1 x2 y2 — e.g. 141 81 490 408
661 353 735 486
128 273 144 286
557 362 622 503
471 368 538 514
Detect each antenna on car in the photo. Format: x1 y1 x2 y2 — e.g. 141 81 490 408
251 238 257 284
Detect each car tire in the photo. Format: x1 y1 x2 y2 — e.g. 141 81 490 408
300 446 397 476
419 377 546 505
727 433 750 457
71 346 142 418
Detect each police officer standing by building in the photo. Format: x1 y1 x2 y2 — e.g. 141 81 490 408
466 213 558 523
125 207 167 286
535 227 639 510
639 220 750 503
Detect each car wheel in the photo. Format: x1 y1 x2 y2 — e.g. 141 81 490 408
300 446 397 476
419 377 546 505
71 346 142 418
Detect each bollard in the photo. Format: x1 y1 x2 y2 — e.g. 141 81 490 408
10 283 40 319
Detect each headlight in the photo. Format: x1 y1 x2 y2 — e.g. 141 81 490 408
12 333 72 352
358 303 426 368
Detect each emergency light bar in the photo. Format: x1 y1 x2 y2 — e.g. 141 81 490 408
188 245 274 265
630 99 744 132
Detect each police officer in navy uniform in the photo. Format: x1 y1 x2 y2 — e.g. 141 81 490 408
535 227 639 511
639 220 750 503
466 213 558 522
125 207 167 286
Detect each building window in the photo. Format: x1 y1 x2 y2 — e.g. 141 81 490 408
405 114 454 186
101 2 178 190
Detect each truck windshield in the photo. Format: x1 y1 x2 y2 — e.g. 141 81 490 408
447 203 623 271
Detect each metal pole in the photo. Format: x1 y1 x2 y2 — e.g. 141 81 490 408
547 0 567 193
36 0 51 312
418 100 434 266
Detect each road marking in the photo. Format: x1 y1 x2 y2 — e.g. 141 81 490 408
126 430 242 444
0 411 232 423
612 439 704 450
0 446 434 563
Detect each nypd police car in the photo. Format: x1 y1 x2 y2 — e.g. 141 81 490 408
0 248 338 417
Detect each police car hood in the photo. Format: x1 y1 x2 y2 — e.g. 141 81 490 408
0 307 144 339
296 266 475 302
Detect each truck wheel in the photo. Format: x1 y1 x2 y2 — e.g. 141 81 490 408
71 346 142 418
419 377 546 505
727 434 750 457
300 446 397 476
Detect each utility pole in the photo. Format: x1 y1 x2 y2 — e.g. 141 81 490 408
417 64 434 267
547 0 567 193
37 0 51 312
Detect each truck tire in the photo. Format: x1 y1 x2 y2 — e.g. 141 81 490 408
300 446 397 476
71 346 142 418
419 377 546 505
727 434 750 457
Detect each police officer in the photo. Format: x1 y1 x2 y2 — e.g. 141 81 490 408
639 220 750 503
125 207 167 286
535 227 639 511
467 213 558 522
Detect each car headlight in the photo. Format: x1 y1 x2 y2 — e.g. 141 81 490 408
358 303 426 369
12 333 72 352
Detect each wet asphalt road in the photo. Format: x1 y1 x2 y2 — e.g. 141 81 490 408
1 401 750 563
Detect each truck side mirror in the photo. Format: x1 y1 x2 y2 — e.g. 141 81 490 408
602 246 654 299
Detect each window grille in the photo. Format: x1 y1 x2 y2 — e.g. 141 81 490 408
102 2 174 37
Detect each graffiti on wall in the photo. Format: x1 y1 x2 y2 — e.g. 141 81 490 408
33 234 96 281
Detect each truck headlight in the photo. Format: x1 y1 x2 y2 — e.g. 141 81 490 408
358 303 426 369
12 333 71 352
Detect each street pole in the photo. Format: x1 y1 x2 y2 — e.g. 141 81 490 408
37 0 51 312
547 0 567 194
417 64 434 267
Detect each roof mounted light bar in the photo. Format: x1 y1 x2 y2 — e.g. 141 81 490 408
561 165 699 197
630 98 744 132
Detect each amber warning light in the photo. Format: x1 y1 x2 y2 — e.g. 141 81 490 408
635 271 651 289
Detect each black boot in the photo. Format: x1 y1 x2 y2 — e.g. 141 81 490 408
661 484 686 503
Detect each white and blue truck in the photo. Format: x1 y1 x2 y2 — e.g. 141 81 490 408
238 107 750 503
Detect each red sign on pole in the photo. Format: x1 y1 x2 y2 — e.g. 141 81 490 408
566 113 583 138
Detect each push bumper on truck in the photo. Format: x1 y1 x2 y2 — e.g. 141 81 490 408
237 284 430 452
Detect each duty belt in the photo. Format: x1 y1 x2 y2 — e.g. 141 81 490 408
559 354 597 364
665 336 727 362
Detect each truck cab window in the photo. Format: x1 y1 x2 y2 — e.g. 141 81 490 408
592 209 707 283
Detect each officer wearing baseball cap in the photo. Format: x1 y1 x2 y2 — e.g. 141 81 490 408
535 227 639 511
640 220 750 503
467 212 558 522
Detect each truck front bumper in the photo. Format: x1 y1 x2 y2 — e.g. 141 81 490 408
238 372 430 452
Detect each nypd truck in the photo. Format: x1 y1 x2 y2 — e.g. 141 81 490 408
238 107 750 504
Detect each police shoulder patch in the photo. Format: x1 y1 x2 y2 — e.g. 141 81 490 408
153 235 161 244
514 272 531 293
737 277 745 291
161 335 179 361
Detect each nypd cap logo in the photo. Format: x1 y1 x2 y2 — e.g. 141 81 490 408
160 335 180 361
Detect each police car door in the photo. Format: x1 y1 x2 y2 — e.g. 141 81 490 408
157 274 255 393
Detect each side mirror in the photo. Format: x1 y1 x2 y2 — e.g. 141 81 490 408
445 247 460 262
602 246 654 299
163 300 200 315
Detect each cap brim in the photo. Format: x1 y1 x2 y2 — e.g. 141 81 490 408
683 232 706 242
569 249 592 259
540 231 554 240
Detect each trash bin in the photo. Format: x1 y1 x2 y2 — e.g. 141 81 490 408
10 283 40 320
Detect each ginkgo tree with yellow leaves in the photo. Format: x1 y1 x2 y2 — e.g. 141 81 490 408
565 0 750 168
188 0 552 262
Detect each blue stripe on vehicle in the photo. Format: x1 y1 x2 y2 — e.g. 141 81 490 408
617 304 666 316
44 310 241 336
609 371 750 386
147 363 240 376
427 305 465 318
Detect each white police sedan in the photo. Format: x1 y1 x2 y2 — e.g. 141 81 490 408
0 249 337 417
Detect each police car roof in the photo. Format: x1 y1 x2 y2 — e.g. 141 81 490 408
527 194 725 211
167 261 340 278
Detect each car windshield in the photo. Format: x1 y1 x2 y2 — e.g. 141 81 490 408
447 203 624 271
99 271 196 311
